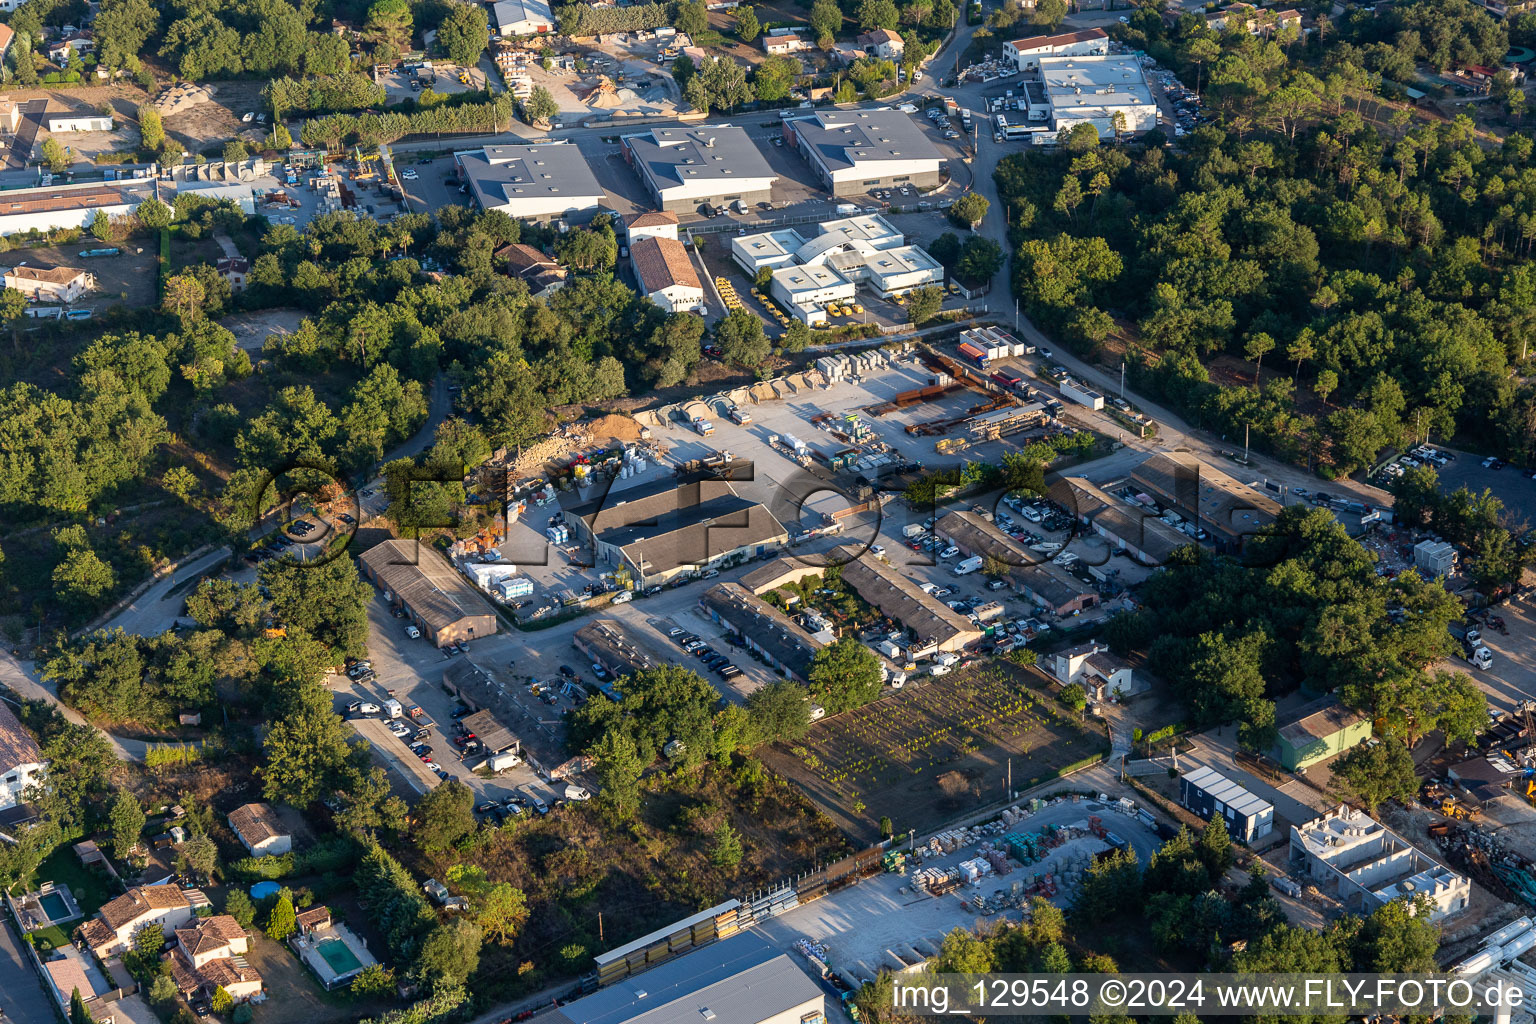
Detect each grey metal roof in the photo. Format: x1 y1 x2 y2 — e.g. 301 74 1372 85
1182 765 1272 821
459 144 604 209
548 933 822 1024
625 126 777 193
790 109 943 173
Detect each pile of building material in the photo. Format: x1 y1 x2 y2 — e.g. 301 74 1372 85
816 349 891 383
154 81 214 114
911 866 962 895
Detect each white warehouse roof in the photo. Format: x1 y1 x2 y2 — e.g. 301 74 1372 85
772 263 853 296
1039 54 1154 115
1182 765 1272 820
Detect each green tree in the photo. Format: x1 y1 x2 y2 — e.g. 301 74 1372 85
266 124 293 150
349 964 396 997
265 893 297 940
257 705 357 806
905 284 943 324
175 833 218 881
523 85 559 125
439 2 490 66
736 4 760 41
1033 0 1067 29
148 974 179 1006
950 192 989 228
859 0 900 30
1058 682 1087 714
811 0 842 43
209 987 233 1015
90 210 113 243
955 236 1003 287
137 104 164 151
1198 815 1233 878
710 821 743 868
476 883 528 945
416 918 482 990
70 989 91 1024
365 0 414 52
808 637 883 714
413 780 477 852
40 138 69 172
108 789 145 860
748 680 811 742
137 197 172 230
53 549 116 610
675 0 708 36
223 889 257 930
936 926 996 972
593 727 644 814
716 307 771 366
1333 737 1419 813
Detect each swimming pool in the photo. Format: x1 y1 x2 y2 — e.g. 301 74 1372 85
39 892 69 920
316 937 362 976
250 881 280 901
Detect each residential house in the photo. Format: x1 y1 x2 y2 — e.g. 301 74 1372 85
78 885 199 958
1049 641 1140 701
631 236 705 313
495 242 568 298
216 256 250 293
4 263 93 303
0 98 20 133
228 803 291 858
46 32 93 63
42 947 108 1017
856 28 904 59
620 209 680 244
762 29 812 54
0 25 15 67
165 916 262 1002
0 701 46 813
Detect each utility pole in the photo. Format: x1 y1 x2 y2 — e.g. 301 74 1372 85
1243 422 1251 465
1120 362 1126 399
1014 297 1019 331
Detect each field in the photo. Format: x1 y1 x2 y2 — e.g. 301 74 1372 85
764 660 1110 843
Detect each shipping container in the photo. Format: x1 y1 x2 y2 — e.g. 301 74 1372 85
1059 379 1105 410
956 341 989 368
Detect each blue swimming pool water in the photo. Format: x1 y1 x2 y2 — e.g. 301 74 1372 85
250 881 280 901
39 892 69 920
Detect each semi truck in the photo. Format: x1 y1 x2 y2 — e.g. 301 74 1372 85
727 406 751 425
957 341 989 369
954 555 984 576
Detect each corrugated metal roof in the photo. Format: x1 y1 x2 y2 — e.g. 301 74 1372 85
1182 765 1272 820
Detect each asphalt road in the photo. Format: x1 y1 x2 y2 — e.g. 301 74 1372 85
0 909 56 1024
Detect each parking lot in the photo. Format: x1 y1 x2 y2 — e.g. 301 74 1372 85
378 64 490 104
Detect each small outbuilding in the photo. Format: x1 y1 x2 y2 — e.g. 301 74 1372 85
1179 765 1274 843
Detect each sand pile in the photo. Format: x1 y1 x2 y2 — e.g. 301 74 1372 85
586 76 624 108
155 82 214 114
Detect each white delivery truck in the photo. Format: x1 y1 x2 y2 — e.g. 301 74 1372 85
903 523 925 538
954 555 984 576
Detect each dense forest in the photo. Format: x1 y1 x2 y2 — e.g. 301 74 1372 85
998 0 1536 475
1104 506 1486 751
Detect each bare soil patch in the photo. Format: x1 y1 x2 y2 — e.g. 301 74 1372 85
762 660 1111 843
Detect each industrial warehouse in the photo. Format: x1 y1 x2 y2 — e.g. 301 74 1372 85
622 125 779 212
784 107 945 195
357 540 500 646
455 142 605 222
561 473 789 587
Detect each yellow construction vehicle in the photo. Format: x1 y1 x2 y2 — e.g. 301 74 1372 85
1438 797 1475 820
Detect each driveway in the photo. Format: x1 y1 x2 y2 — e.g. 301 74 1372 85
0 914 55 1024
100 546 232 638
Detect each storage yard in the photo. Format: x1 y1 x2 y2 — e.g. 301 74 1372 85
752 791 1163 1001
762 660 1111 842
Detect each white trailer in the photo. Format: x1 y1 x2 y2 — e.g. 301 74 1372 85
1060 379 1105 410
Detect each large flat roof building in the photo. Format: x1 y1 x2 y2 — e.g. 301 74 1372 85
623 126 778 212
731 228 807 273
1290 804 1470 920
786 108 944 196
546 933 822 1024
493 0 554 35
562 475 789 587
1038 54 1159 138
699 583 825 682
835 546 982 652
1129 451 1282 551
770 263 856 324
457 143 605 222
0 178 157 236
1056 476 1190 566
358 540 500 646
574 620 659 680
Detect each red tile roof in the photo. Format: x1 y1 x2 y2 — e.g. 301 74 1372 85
631 236 701 295
1009 27 1108 50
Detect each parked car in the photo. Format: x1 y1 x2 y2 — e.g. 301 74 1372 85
353 702 381 715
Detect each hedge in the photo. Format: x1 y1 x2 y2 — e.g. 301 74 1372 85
556 2 673 36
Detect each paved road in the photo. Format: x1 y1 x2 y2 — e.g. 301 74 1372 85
0 909 57 1024
0 647 148 761
100 546 232 639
